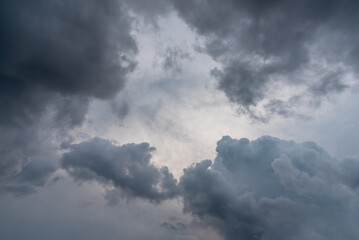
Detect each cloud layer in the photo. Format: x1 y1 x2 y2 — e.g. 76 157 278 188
172 0 359 119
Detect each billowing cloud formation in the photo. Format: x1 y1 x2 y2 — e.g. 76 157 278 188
0 0 138 194
61 138 178 203
172 0 359 119
60 135 359 239
179 136 359 239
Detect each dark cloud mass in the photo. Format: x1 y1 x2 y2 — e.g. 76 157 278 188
61 138 178 203
172 0 359 119
0 0 138 194
179 136 359 240
0 0 136 125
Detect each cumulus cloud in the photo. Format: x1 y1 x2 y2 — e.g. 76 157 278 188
59 134 359 239
172 0 359 119
178 136 359 240
61 138 178 203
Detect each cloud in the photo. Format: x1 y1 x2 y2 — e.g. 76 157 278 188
59 134 359 239
172 0 359 119
1 0 137 97
61 137 178 203
0 122 60 195
0 158 57 196
178 135 359 240
111 100 130 120
0 0 139 195
0 0 137 126
162 46 192 74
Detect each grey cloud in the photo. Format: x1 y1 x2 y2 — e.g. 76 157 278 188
61 137 178 203
0 0 137 127
111 100 129 120
161 222 186 232
123 0 172 24
211 63 265 107
172 0 359 119
310 72 349 97
0 123 59 195
264 99 295 118
178 135 359 240
162 46 192 74
0 0 136 100
0 154 57 196
48 134 359 239
0 0 139 195
339 157 359 189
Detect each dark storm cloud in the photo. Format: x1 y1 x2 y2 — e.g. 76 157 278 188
172 0 359 119
0 0 137 125
61 138 178 202
0 0 139 195
178 136 359 240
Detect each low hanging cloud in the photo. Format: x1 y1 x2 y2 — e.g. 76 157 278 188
172 0 359 120
61 138 178 203
60 135 359 239
179 136 359 240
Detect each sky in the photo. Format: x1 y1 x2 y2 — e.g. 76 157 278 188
1 1 359 239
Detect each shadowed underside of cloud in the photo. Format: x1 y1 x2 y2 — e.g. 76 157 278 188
179 136 359 240
61 138 178 203
60 135 359 240
172 0 359 120
0 0 138 194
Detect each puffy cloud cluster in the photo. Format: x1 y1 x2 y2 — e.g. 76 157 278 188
60 135 359 239
61 138 178 203
172 0 359 119
179 136 359 239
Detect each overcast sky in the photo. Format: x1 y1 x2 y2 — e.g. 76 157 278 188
1 1 359 240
